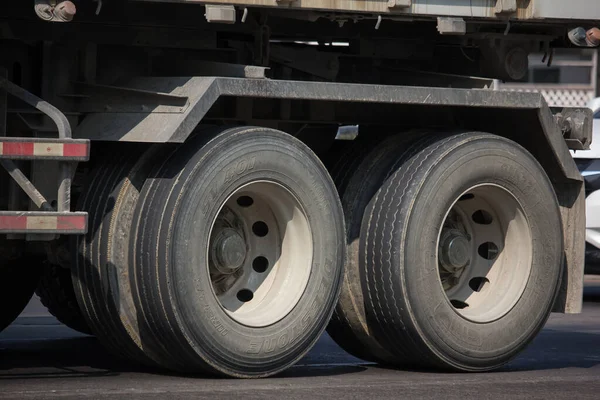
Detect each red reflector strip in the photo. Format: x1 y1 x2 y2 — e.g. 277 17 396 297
0 215 27 230
57 215 87 231
0 212 87 234
0 139 89 161
2 142 34 156
63 143 89 158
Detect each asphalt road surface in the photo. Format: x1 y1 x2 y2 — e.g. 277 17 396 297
1 279 600 399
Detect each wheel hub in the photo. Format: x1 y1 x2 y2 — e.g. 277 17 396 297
209 181 313 327
437 185 533 323
439 229 471 273
211 228 247 275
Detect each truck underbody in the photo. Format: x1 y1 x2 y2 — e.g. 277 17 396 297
0 0 597 378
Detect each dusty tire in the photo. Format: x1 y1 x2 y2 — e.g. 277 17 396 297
322 131 391 196
0 257 42 332
36 262 92 334
323 140 366 197
326 132 427 363
72 144 174 367
325 136 382 363
362 132 563 371
129 126 345 377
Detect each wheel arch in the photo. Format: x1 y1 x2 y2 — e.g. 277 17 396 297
73 77 587 181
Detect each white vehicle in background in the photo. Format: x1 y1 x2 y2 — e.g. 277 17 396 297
572 98 600 273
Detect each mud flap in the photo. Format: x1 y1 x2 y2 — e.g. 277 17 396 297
553 182 585 313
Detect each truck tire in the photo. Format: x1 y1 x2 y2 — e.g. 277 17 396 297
0 257 42 332
129 126 345 377
36 262 92 334
323 130 391 196
323 140 364 196
72 144 175 367
326 132 430 364
325 137 382 362
362 132 563 371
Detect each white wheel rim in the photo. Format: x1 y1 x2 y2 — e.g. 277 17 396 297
436 184 533 323
208 181 313 327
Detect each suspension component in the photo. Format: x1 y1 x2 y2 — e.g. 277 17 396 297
34 1 76 23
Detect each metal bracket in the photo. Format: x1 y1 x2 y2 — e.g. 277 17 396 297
0 76 81 219
205 5 236 24
494 0 517 15
437 17 466 35
0 75 74 213
0 78 71 139
388 0 411 9
69 81 190 114
553 107 593 150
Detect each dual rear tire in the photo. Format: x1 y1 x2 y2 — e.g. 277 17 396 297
72 127 345 377
327 131 563 371
70 126 564 375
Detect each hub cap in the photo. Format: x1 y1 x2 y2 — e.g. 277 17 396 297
439 229 471 273
211 228 247 275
